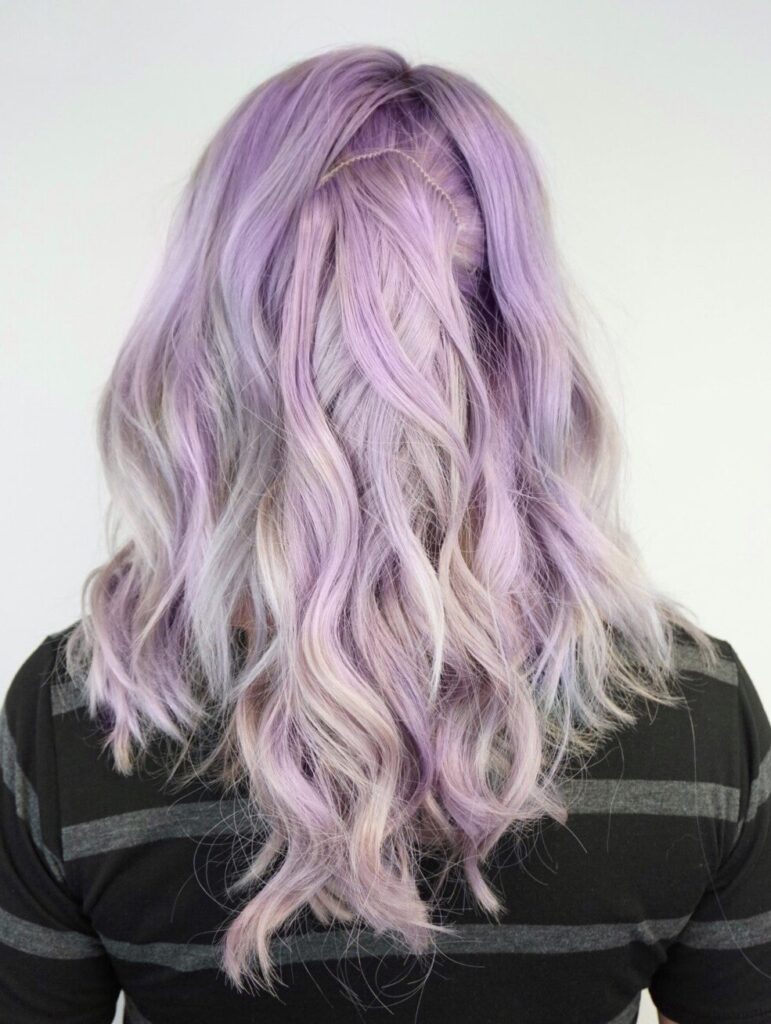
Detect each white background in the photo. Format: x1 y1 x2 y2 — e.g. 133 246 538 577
1 3 769 1022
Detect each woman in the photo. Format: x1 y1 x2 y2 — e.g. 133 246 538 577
1 45 769 1024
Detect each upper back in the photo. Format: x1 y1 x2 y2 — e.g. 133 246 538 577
1 625 770 1023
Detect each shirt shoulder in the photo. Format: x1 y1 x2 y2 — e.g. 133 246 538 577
1 630 70 867
0 625 121 1023
647 632 771 1022
668 628 770 830
618 628 764 795
3 630 61 722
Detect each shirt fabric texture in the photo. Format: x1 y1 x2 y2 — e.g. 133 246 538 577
1 623 770 1024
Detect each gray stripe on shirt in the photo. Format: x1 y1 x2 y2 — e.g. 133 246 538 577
50 677 89 716
674 644 738 686
0 708 66 882
62 799 255 861
101 915 693 972
747 746 771 823
0 904 104 960
60 776 740 862
676 907 771 950
561 777 741 822
63 774 741 864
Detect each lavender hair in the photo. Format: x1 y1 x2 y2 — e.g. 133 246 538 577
65 45 720 994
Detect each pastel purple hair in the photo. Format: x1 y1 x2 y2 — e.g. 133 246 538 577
65 45 720 993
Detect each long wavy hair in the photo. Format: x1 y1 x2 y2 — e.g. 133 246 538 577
65 45 719 994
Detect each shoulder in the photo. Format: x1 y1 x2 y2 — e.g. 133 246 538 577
0 624 81 879
671 625 738 685
3 631 61 733
670 627 768 745
667 627 769 823
2 622 87 786
581 628 764 822
2 622 81 732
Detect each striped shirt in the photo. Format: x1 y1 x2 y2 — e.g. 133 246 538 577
1 623 770 1024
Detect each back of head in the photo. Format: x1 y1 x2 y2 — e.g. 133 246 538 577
65 45 720 993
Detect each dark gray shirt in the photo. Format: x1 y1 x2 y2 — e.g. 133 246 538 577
1 624 770 1023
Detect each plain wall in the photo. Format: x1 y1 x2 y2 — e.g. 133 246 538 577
1 3 769 1022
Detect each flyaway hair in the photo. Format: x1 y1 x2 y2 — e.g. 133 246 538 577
65 45 720 995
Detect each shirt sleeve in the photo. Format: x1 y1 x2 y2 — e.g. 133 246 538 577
0 633 121 1024
649 642 771 1024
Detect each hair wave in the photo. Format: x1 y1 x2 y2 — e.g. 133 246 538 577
66 45 719 994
